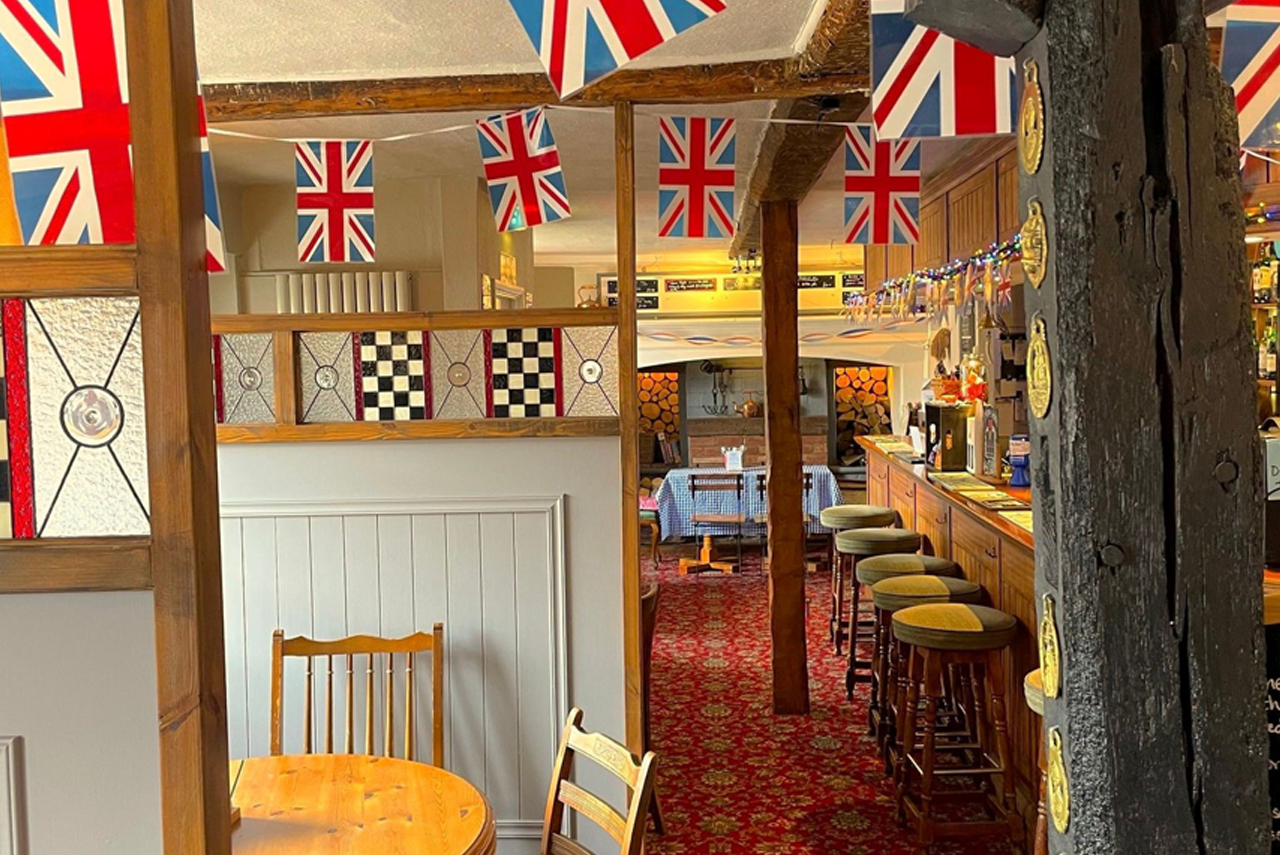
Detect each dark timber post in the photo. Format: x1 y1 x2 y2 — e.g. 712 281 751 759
906 0 1266 851
762 199 810 715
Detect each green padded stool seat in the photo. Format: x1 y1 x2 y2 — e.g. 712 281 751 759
871 574 981 613
820 504 897 530
639 509 659 521
892 603 1018 652
1024 668 1045 717
856 553 956 587
836 527 922 557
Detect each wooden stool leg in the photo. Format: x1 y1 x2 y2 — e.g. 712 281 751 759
917 649 944 849
892 637 912 771
1035 754 1049 855
832 552 846 654
894 646 921 822
882 626 900 773
845 572 863 699
985 650 1024 849
868 606 884 732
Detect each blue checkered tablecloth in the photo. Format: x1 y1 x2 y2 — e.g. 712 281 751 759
653 465 844 539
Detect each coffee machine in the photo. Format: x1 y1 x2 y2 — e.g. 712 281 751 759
925 401 972 471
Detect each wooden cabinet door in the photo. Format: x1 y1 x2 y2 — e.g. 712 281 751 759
999 540 1039 802
867 453 890 507
888 467 918 529
915 486 952 559
950 508 1001 606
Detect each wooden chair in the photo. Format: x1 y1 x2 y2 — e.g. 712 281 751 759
753 471 821 570
679 472 745 574
270 625 444 767
540 708 657 855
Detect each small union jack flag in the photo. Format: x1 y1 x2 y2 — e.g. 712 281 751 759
870 0 1017 139
295 140 376 263
658 116 736 239
477 107 571 233
198 93 226 273
844 124 920 246
504 0 727 99
0 0 226 268
1223 0 1280 149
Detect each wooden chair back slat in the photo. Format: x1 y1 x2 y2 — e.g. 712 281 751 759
558 780 627 843
689 473 744 495
541 708 656 855
269 625 445 767
755 471 814 500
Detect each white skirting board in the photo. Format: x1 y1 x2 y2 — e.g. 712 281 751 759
220 496 568 849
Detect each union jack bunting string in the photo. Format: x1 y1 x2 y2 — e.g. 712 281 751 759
0 0 226 269
869 0 1017 139
503 0 727 99
844 124 920 245
639 318 928 348
658 116 736 239
477 107 571 233
1223 0 1280 149
295 140 376 263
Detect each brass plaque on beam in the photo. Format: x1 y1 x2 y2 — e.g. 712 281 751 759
1019 60 1045 175
1028 313 1052 420
1047 727 1071 834
1021 198 1048 288
1039 593 1061 699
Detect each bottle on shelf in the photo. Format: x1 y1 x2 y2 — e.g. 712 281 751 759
1268 325 1278 381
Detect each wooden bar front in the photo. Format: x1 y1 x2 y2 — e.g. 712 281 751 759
858 436 1039 818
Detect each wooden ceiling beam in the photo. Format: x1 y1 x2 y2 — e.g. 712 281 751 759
203 60 869 122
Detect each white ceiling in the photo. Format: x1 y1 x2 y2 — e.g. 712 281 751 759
193 0 827 83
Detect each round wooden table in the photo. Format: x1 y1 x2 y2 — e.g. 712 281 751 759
230 755 496 855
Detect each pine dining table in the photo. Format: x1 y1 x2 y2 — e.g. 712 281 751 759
229 754 496 855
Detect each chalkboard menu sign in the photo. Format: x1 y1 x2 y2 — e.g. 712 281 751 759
638 295 660 310
605 278 618 295
1269 625 1280 850
797 274 836 289
959 302 976 355
664 277 716 292
842 273 867 291
637 278 659 293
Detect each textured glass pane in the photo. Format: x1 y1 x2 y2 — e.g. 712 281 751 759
0 296 149 539
298 332 357 423
561 326 619 417
429 329 486 420
215 333 276 424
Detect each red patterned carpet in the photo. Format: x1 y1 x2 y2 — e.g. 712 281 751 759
642 552 1015 855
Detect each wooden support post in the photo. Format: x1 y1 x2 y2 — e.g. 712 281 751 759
919 1 1265 850
615 102 644 753
761 200 810 716
126 0 231 852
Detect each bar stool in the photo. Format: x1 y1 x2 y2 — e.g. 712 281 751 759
1025 668 1048 855
891 603 1024 852
834 528 923 699
820 504 897 654
869 573 981 758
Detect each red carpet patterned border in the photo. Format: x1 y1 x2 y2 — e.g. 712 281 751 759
642 552 1015 854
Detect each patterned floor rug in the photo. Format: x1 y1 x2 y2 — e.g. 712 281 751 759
642 551 1017 855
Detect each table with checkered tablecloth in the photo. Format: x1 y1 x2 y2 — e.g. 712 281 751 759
653 465 844 540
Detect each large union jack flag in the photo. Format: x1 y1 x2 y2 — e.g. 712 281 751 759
1223 0 1280 149
658 116 735 239
505 0 727 99
477 107 571 233
844 124 920 246
0 0 226 267
870 0 1016 140
295 140 376 263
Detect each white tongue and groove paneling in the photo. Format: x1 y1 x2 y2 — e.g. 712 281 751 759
219 496 567 850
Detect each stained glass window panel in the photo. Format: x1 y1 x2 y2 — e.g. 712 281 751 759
215 333 276 424
0 297 149 539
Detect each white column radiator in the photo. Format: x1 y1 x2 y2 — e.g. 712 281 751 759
272 271 413 313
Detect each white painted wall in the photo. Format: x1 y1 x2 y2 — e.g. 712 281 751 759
0 592 164 855
217 437 625 854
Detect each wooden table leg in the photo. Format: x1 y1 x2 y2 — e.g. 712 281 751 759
679 535 738 575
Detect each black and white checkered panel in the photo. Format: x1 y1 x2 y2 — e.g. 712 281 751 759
491 328 558 418
360 330 426 421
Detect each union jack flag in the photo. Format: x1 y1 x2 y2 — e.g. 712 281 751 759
1222 0 1280 149
658 116 735 239
477 107 571 233
844 124 920 245
295 140 376 263
198 93 226 273
0 0 226 268
870 0 1016 140
505 0 727 99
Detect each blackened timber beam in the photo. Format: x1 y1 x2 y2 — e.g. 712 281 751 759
761 199 810 716
731 94 867 256
204 61 869 122
904 0 1042 56
793 0 872 77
